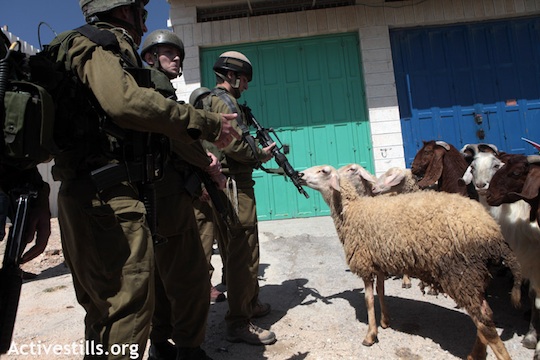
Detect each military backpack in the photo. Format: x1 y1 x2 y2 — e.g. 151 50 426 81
0 24 125 171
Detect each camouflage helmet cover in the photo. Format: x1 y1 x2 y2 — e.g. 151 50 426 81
213 51 252 82
80 0 149 18
141 29 185 62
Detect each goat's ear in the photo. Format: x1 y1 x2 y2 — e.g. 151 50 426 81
508 165 540 202
418 147 444 187
459 166 473 186
330 173 340 191
461 144 477 163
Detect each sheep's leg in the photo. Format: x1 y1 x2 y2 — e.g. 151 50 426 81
468 299 511 360
402 274 412 289
362 278 378 346
467 335 487 360
376 271 390 329
522 286 538 349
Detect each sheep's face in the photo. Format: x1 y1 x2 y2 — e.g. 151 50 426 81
299 165 340 193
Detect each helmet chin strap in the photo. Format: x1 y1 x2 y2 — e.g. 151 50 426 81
219 72 242 98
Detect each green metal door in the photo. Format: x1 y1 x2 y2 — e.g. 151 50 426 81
200 33 372 220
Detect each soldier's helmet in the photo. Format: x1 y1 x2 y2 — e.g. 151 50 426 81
189 87 211 108
80 0 149 19
213 51 252 82
141 30 185 64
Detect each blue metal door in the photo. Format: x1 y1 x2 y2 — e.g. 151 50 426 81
391 17 540 165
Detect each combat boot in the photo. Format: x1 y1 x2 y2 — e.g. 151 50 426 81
148 340 176 360
226 321 276 345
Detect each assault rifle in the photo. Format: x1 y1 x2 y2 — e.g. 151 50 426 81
190 166 235 228
0 186 37 353
240 104 309 199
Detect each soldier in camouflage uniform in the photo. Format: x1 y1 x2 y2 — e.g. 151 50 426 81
206 51 277 346
51 1 238 359
140 29 225 360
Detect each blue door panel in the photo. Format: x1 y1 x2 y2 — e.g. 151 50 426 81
392 17 540 163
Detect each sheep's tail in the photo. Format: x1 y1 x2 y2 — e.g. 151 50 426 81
502 247 522 308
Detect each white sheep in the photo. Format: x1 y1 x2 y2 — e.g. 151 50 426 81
300 165 522 360
339 165 417 290
337 163 376 196
460 148 540 354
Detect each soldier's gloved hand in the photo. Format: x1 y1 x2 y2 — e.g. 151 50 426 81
214 113 241 149
19 182 51 265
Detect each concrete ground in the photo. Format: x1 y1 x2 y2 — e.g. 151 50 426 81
1 216 535 359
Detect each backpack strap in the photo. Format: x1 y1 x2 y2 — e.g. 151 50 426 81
75 24 140 68
210 88 261 166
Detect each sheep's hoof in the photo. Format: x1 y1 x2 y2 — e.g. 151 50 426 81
521 332 537 349
362 337 378 347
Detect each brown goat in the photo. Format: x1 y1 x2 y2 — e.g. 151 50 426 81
486 154 540 227
486 154 540 360
411 140 476 198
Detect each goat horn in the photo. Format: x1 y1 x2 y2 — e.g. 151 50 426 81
527 155 540 164
435 141 450 151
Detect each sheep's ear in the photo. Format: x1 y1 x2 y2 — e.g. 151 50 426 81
358 167 376 183
383 169 405 187
418 147 444 187
330 173 340 191
459 166 473 186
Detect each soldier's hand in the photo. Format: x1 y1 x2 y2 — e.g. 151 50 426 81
262 142 277 163
212 173 227 190
214 113 241 149
199 188 211 203
205 151 221 177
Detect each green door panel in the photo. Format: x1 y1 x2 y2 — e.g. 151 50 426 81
200 33 372 220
